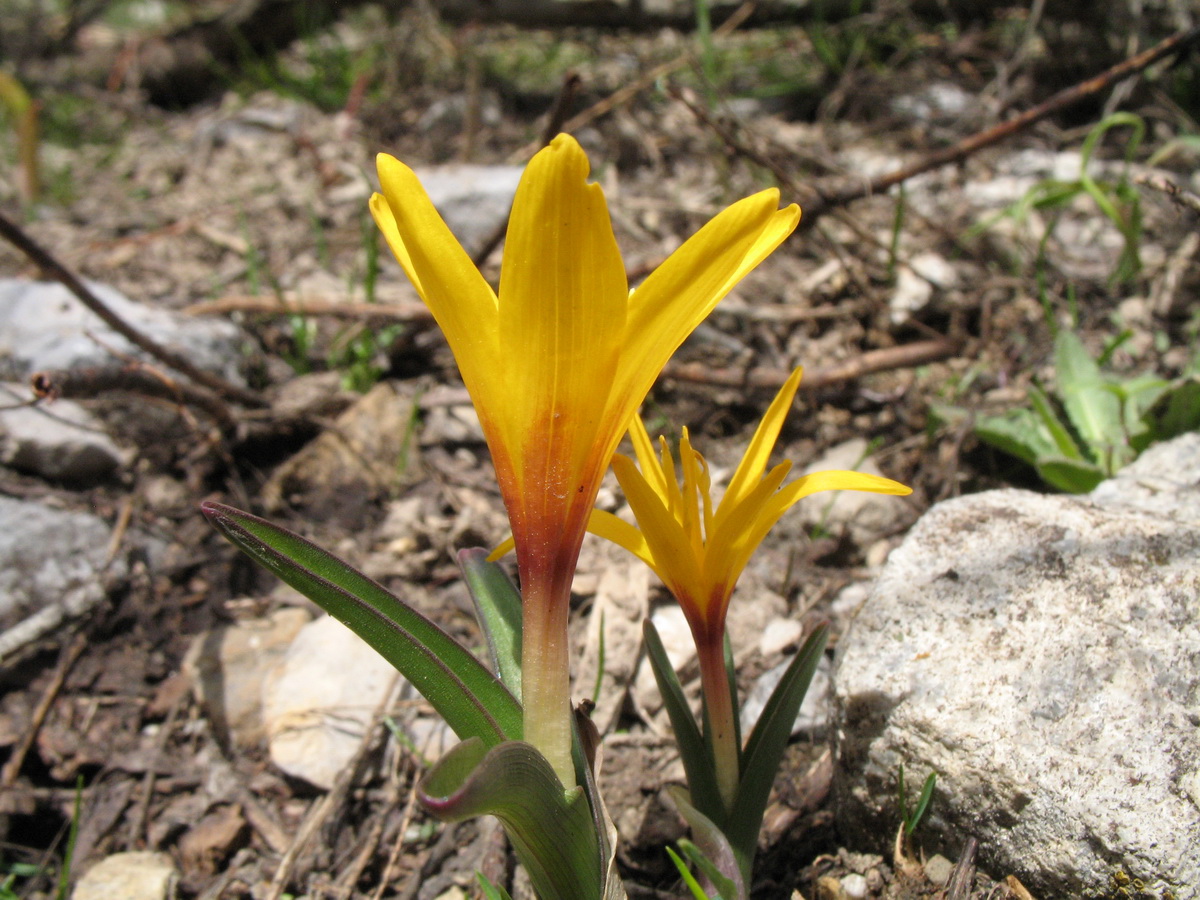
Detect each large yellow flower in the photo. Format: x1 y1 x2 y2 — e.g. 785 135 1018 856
370 134 799 786
590 367 910 805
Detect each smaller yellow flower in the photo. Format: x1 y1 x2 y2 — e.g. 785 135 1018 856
591 366 911 808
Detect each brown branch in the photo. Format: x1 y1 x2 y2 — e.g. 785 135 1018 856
0 632 87 788
31 366 237 431
1135 172 1200 216
0 208 268 409
184 294 434 322
663 339 959 391
791 24 1200 229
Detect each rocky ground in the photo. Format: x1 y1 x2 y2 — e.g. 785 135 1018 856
1 2 1198 898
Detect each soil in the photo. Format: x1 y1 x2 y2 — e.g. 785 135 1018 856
1 2 1198 899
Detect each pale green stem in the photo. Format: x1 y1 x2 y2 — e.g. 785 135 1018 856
522 581 575 789
698 638 739 813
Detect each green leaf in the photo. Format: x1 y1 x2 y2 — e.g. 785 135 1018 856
1055 331 1125 467
727 624 829 870
1034 456 1106 493
421 738 603 900
907 772 937 836
679 839 740 900
642 619 723 823
1144 376 1200 441
201 502 521 747
667 787 746 900
476 872 516 900
459 549 523 701
974 408 1059 465
666 846 713 900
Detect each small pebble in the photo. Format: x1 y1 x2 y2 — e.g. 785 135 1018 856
840 872 868 899
924 853 954 886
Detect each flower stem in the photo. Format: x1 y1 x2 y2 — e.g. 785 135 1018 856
698 638 739 814
522 580 575 789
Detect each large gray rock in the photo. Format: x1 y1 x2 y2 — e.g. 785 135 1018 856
0 497 127 660
833 434 1200 898
0 384 127 484
0 279 245 384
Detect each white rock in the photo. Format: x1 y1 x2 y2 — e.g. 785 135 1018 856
759 617 803 658
263 615 404 789
840 872 868 900
888 252 959 325
0 387 126 484
0 498 126 660
0 279 245 384
73 852 177 900
890 82 973 122
741 653 831 738
834 435 1200 898
634 605 695 716
184 607 313 749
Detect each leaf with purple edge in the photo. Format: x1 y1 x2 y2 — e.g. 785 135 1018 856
200 501 521 747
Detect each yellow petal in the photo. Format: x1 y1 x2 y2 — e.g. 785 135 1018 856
629 414 670 501
772 469 913 510
486 534 516 562
374 155 500 397
497 135 628 500
612 454 706 606
703 461 793 607
586 509 656 572
608 192 800 444
721 367 804 517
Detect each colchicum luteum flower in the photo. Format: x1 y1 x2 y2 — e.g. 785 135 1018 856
371 133 800 790
590 366 911 883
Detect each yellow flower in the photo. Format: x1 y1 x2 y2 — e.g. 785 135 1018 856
590 367 911 806
370 134 799 786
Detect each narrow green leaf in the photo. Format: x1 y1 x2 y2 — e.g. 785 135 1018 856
667 787 747 900
421 738 603 900
666 847 713 900
643 619 723 822
1035 456 1106 493
201 502 521 747
679 839 739 900
476 873 516 900
906 772 938 836
459 549 523 701
728 624 829 868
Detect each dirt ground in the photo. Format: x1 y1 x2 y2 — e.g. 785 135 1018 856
1 2 1198 898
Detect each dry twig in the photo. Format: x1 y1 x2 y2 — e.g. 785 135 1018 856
664 339 959 392
0 632 87 789
792 24 1200 229
0 208 267 409
31 366 237 432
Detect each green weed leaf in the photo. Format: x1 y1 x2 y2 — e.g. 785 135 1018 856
1035 455 1106 493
